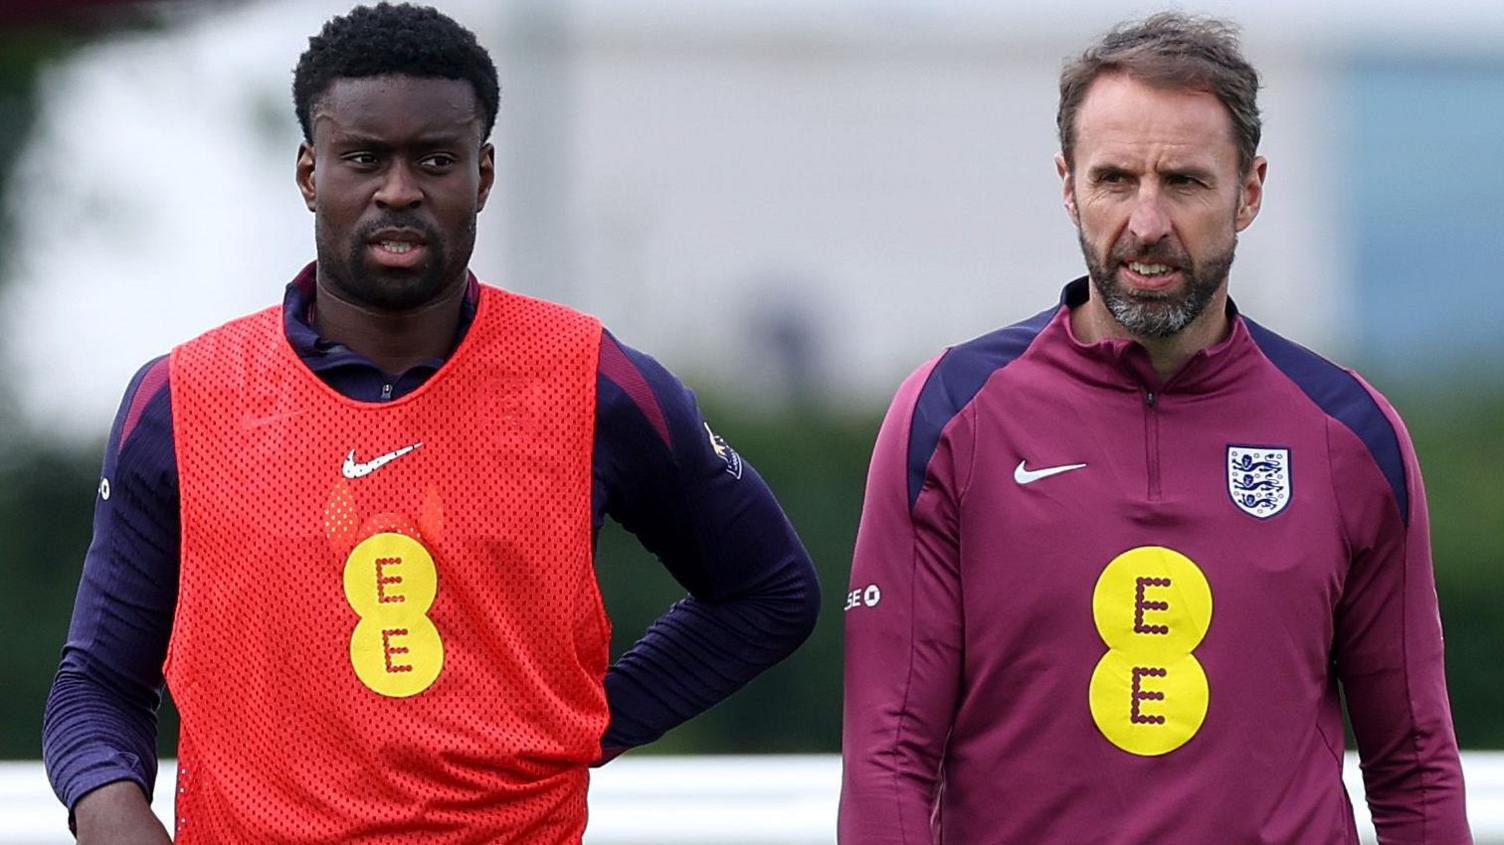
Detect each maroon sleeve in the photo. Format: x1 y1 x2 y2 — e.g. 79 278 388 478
1332 379 1471 844
839 358 967 845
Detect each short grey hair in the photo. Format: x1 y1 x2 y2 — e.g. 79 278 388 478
1058 12 1262 175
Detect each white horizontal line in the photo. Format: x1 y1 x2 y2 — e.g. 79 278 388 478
3 753 1502 844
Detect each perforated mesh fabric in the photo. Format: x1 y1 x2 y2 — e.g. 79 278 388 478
166 286 606 843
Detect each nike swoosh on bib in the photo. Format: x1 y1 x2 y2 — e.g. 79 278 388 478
342 442 424 479
1013 459 1087 485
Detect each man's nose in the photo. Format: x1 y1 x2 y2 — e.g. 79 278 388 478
1127 188 1171 245
374 162 422 209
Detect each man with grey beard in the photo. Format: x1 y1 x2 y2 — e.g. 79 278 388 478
840 13 1471 843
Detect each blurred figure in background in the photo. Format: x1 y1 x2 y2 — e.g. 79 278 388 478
42 3 817 842
840 12 1470 844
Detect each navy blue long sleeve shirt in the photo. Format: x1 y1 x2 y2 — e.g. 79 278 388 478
43 265 820 812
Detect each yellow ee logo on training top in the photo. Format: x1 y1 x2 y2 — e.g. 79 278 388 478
1088 546 1213 756
342 532 445 697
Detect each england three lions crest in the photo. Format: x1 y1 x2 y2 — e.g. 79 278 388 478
1227 446 1291 519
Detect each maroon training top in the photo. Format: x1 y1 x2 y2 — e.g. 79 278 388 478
839 279 1470 844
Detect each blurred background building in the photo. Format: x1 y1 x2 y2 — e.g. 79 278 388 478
2 0 1501 833
5 0 1504 437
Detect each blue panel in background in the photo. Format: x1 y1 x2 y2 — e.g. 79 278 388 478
1346 60 1504 386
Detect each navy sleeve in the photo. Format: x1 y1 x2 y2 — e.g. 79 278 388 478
42 356 178 813
592 331 820 752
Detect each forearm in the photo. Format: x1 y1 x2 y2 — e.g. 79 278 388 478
601 561 818 749
1346 665 1470 844
74 781 171 845
1343 601 1470 843
840 641 953 845
43 667 162 813
839 536 960 845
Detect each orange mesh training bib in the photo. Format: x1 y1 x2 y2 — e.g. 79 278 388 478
166 285 607 844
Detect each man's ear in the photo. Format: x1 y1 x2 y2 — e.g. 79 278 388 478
476 142 496 212
1055 152 1079 227
296 142 317 212
1235 155 1267 232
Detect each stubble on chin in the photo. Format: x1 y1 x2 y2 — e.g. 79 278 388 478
339 241 452 311
313 224 470 313
1077 228 1234 339
313 205 481 311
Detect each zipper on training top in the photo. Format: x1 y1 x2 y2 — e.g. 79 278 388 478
1144 390 1161 500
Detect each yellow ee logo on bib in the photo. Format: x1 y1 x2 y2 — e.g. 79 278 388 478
342 532 444 697
1088 546 1212 756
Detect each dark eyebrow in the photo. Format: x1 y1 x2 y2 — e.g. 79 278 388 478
1162 166 1216 184
1087 164 1133 181
326 133 472 149
415 134 473 148
327 133 387 149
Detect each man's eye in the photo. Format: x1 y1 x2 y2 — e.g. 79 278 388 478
345 153 378 166
1167 174 1204 188
422 154 456 168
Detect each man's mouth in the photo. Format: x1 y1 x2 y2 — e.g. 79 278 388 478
1120 259 1182 291
365 228 430 268
1128 261 1172 276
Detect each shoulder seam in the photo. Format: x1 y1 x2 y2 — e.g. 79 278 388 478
118 356 172 458
1322 417 1357 565
906 306 1056 510
597 331 673 451
1244 319 1410 525
892 521 922 839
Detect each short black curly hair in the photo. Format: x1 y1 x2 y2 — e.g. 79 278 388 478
292 2 500 143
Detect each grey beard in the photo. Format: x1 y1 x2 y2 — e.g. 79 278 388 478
1079 229 1235 339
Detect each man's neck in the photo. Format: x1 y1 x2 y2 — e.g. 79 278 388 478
312 274 468 377
1070 287 1230 382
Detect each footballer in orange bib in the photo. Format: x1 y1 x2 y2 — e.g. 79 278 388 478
43 6 818 843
